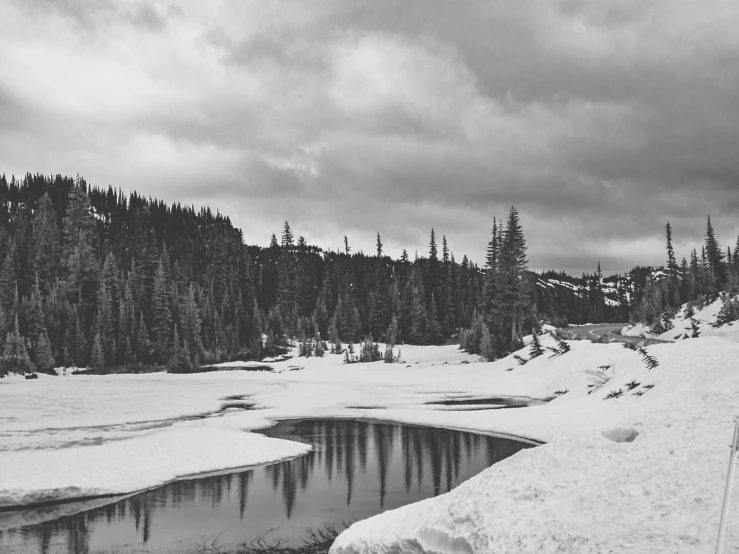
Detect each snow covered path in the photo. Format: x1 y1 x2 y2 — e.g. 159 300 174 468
3 331 739 553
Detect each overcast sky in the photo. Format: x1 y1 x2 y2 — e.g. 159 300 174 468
1 0 738 274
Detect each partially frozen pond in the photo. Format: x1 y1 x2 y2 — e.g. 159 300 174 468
0 419 533 553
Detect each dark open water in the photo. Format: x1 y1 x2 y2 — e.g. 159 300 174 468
0 419 533 553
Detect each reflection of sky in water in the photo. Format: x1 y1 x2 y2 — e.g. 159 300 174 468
0 420 531 554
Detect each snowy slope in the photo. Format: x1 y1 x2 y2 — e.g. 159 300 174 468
332 337 739 553
622 295 738 343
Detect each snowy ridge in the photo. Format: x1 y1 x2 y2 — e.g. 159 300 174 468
536 275 629 307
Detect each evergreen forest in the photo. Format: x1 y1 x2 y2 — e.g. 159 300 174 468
0 173 737 373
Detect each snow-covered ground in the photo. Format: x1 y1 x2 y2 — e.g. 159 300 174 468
2 314 739 552
621 322 658 339
622 295 739 343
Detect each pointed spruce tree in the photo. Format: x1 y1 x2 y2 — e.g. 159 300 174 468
0 315 35 374
151 259 173 363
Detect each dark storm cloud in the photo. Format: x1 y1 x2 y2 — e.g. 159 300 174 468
0 0 737 274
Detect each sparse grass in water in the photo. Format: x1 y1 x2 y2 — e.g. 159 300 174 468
192 523 346 554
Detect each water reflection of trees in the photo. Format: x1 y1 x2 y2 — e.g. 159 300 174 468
13 419 530 554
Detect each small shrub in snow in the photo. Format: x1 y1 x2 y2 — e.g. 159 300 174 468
604 389 623 399
715 294 739 327
650 311 674 335
298 338 312 358
690 318 701 338
513 354 528 366
359 336 382 363
479 326 496 361
625 380 641 391
547 332 571 358
505 367 514 372
313 339 325 357
553 389 569 397
638 348 659 370
584 366 612 391
643 384 654 390
529 330 544 359
383 345 399 363
633 390 645 397
622 341 637 351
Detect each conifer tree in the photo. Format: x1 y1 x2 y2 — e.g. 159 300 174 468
90 333 106 370
529 327 544 359
281 222 294 249
498 207 529 352
665 222 679 306
0 316 35 373
337 292 357 343
31 193 60 293
726 247 737 293
62 178 98 325
35 330 55 371
376 233 383 257
151 259 173 362
705 215 726 296
479 325 494 361
428 294 442 345
0 248 17 315
314 286 329 339
136 312 150 364
482 220 500 329
387 314 398 347
426 229 439 304
26 276 45 345
181 285 204 365
410 287 428 344
168 325 192 373
124 336 134 366
267 305 284 338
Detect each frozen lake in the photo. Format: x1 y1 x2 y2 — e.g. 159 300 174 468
0 419 532 553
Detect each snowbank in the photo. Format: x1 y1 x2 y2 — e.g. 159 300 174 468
331 337 739 553
621 322 656 339
0 425 310 509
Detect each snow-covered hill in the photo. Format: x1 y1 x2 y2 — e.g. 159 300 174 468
536 266 673 311
622 294 739 343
